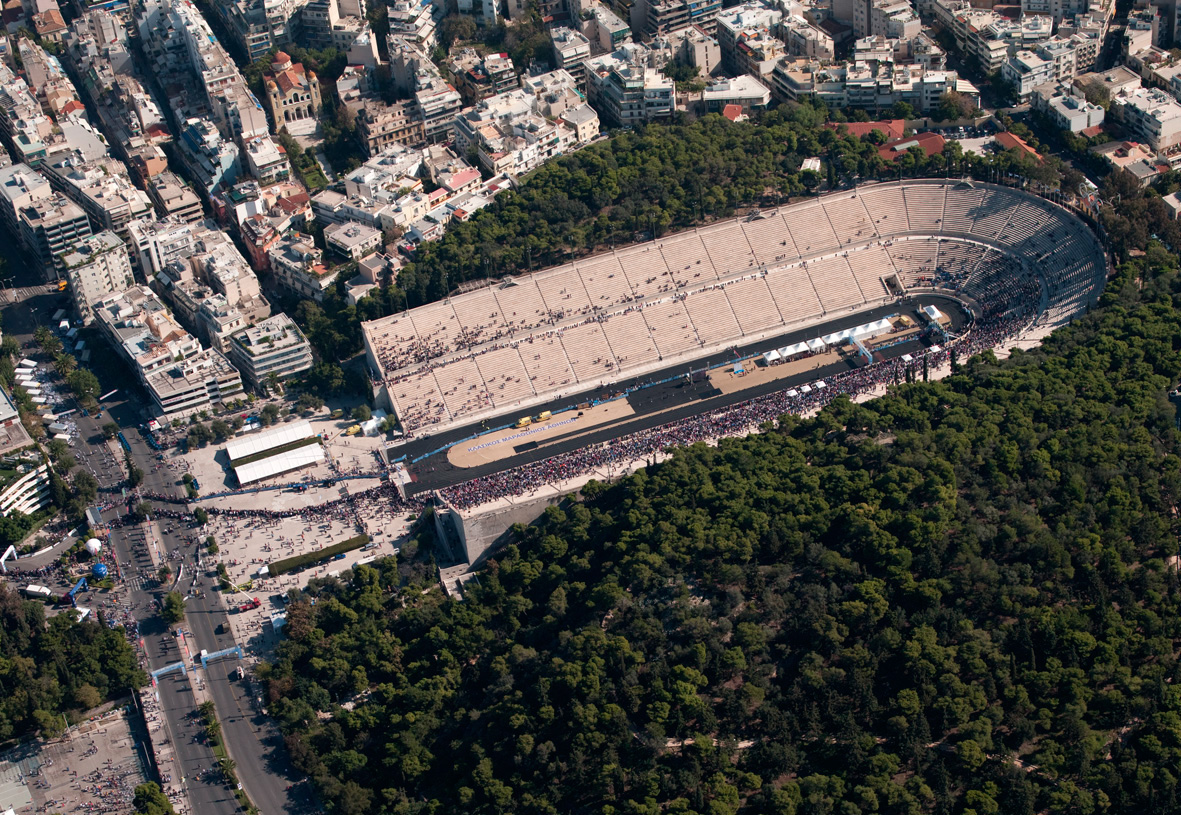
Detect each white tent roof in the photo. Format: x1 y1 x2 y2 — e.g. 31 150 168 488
801 384 813 393
806 338 826 352
815 380 827 389
902 354 914 362
780 341 809 357
922 305 944 321
226 420 316 462
762 350 781 363
823 319 893 345
928 345 942 353
234 442 325 485
786 389 799 397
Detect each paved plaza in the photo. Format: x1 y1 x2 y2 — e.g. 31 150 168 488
0 708 150 815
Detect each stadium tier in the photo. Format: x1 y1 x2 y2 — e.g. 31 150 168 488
364 180 1108 437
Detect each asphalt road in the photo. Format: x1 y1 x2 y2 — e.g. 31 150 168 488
2 289 307 815
400 295 968 495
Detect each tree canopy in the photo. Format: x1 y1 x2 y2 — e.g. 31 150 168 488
264 235 1181 815
0 583 145 740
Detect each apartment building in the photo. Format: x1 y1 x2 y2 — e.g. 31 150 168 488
178 118 241 194
1031 82 1105 132
447 50 520 105
0 164 52 242
552 27 593 87
228 313 314 389
147 172 204 223
585 45 676 126
20 196 92 279
61 231 134 324
453 73 599 176
41 151 153 240
326 221 382 260
356 100 425 156
635 0 723 37
1111 85 1181 151
268 232 339 300
93 285 243 418
243 136 292 185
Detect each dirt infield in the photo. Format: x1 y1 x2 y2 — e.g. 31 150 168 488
447 400 636 468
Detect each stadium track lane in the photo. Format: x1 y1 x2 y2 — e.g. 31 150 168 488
401 294 967 496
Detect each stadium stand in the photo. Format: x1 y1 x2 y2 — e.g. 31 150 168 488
364 181 1108 436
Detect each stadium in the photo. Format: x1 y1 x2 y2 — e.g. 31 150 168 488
363 178 1108 518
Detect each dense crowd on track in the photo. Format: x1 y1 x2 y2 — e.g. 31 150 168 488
437 310 1031 510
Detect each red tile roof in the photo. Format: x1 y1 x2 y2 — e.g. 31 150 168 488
994 131 1042 160
722 104 743 122
827 119 906 140
877 131 945 161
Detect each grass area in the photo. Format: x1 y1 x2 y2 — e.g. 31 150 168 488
267 534 369 576
231 434 320 467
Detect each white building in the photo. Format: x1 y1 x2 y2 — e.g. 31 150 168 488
326 221 382 260
1002 50 1054 100
585 45 676 127
93 285 243 418
1031 82 1105 132
1112 85 1181 151
228 312 314 389
61 231 134 324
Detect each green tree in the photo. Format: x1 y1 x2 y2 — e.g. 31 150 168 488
66 368 100 401
351 404 371 422
101 421 119 440
160 591 185 625
132 782 176 815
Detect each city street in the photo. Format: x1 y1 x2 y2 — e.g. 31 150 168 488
1 291 308 815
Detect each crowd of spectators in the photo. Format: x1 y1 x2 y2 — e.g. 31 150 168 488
439 311 1031 510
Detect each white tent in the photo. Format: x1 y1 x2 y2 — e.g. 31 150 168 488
815 380 827 389
779 341 809 358
901 354 914 362
822 328 853 345
786 389 800 397
801 384 813 394
922 305 945 322
928 345 942 354
857 317 893 336
806 338 827 352
762 349 781 365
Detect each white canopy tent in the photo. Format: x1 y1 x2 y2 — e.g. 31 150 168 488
762 349 781 364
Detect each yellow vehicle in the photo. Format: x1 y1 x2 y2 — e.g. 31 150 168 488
57 279 68 291
535 411 552 422
515 416 532 429
330 409 344 419
345 425 361 436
